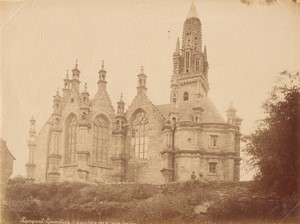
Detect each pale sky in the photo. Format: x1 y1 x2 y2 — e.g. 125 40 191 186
1 0 300 180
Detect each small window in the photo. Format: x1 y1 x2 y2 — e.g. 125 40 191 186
183 92 189 101
173 98 176 103
210 135 218 147
71 98 74 103
209 162 217 174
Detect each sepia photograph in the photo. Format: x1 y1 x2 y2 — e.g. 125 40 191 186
1 0 300 223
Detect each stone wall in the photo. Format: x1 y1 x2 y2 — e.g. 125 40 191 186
0 139 15 224
125 94 165 184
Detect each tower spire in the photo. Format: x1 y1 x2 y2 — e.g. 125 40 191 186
187 2 199 19
170 1 209 102
175 37 180 55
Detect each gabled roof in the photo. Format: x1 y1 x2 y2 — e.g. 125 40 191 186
0 138 16 160
156 97 225 124
126 94 166 123
91 87 115 117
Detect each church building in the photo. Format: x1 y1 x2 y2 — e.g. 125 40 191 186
26 3 242 184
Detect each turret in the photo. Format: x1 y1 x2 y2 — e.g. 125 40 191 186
226 102 242 128
70 60 81 91
98 60 107 90
137 66 147 95
117 93 125 115
29 116 36 142
115 94 127 132
26 116 37 180
62 70 71 99
63 70 70 89
52 89 62 115
82 83 89 104
112 94 127 181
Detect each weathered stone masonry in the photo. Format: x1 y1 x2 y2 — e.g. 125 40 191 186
26 3 242 184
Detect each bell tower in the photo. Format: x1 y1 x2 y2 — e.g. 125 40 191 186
170 2 209 104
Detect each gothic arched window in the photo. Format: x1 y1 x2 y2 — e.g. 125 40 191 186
183 91 189 101
92 115 109 163
131 110 149 159
65 114 78 163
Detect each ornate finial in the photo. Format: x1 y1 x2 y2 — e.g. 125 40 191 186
141 66 144 74
84 83 88 91
226 101 237 113
29 116 36 135
56 88 59 95
75 59 78 69
101 60 104 70
30 115 36 126
66 70 69 79
120 93 123 101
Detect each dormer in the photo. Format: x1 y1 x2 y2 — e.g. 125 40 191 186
192 106 204 123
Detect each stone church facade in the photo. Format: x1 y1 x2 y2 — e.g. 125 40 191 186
26 3 242 184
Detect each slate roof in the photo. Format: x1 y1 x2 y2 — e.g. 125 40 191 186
155 97 225 124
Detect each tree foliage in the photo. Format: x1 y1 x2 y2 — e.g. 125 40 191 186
244 71 300 196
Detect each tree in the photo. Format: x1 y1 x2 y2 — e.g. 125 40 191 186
244 71 300 196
